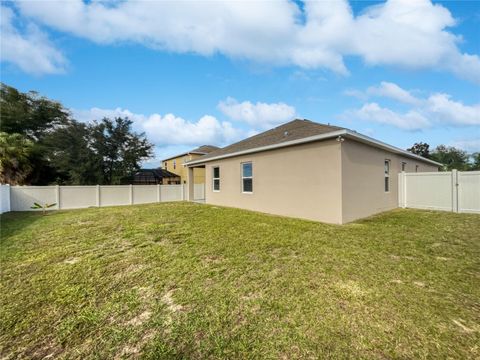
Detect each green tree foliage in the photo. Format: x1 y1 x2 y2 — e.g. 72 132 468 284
430 145 470 171
0 132 33 185
1 83 153 185
469 152 480 170
89 117 153 184
407 142 431 158
0 83 69 140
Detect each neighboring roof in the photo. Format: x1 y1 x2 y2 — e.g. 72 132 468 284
135 168 179 179
186 119 442 167
161 145 219 161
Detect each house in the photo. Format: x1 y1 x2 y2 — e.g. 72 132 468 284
162 145 219 184
132 168 181 185
185 119 441 224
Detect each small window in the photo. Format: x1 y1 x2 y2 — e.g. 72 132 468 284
173 160 176 169
401 162 406 171
213 167 220 191
415 165 419 173
242 162 253 193
384 160 390 192
164 162 167 170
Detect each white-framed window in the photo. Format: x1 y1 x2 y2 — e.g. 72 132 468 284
401 162 407 171
241 162 253 193
384 159 390 192
173 160 176 169
164 162 167 170
213 166 220 191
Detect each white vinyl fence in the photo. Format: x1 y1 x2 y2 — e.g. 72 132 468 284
193 183 205 201
0 184 192 212
399 170 480 214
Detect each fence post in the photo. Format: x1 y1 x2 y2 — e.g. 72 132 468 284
129 184 133 205
157 184 161 202
55 185 60 210
452 169 459 213
398 172 406 208
96 185 101 207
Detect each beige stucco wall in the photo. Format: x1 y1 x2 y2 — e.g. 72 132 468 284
164 153 205 184
204 140 344 224
341 139 438 223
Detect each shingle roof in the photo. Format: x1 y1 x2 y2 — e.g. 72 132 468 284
192 119 343 162
162 144 219 161
190 145 220 154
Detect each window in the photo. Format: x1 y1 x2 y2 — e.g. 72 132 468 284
173 160 176 169
384 160 390 192
401 162 406 171
415 165 419 173
164 162 167 170
242 162 253 193
213 167 220 191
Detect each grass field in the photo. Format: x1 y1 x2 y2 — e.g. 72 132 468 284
1 202 479 359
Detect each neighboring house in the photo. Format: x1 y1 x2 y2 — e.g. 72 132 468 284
185 119 441 224
162 145 219 184
132 168 181 185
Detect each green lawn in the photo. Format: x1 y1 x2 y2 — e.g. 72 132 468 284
1 203 479 359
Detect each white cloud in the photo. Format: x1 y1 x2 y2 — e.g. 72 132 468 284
347 103 430 130
12 0 480 81
0 5 66 75
366 82 421 106
72 107 245 147
426 93 480 126
450 139 480 152
217 97 296 129
344 82 480 129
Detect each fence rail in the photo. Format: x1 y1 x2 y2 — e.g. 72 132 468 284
0 184 196 213
399 170 480 214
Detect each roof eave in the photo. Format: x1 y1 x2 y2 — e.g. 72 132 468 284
344 130 443 167
186 129 442 167
185 129 347 166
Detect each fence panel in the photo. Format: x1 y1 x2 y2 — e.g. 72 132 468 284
0 184 11 213
458 171 480 213
11 186 57 211
133 185 158 205
99 186 131 207
399 171 479 214
60 186 97 209
160 185 183 202
194 184 205 200
404 172 453 211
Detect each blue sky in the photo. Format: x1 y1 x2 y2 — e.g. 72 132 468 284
1 0 479 167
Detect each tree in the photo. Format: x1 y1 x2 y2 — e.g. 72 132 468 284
1 83 71 184
430 145 470 171
407 142 430 158
469 152 480 170
0 84 154 185
0 132 33 185
0 83 69 140
88 117 153 184
43 120 101 184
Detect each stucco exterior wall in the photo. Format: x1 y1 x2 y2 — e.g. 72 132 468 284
164 154 205 184
204 140 343 224
341 139 438 223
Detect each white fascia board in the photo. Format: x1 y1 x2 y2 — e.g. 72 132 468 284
344 130 443 166
185 129 347 166
185 129 442 167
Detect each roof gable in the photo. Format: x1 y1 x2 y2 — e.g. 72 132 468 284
194 119 342 162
